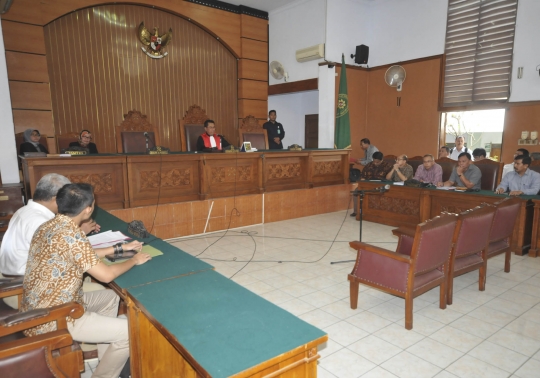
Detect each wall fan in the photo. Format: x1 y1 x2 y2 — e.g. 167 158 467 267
269 61 289 82
384 65 406 91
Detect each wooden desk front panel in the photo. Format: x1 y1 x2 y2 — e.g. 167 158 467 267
126 155 201 207
263 152 309 192
22 156 127 209
309 151 349 187
201 153 261 199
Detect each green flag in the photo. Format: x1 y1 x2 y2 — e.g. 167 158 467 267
334 54 351 149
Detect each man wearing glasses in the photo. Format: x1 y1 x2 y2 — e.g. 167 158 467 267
386 154 413 182
413 154 442 185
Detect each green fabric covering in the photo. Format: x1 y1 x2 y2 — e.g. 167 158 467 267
92 207 213 289
129 270 326 377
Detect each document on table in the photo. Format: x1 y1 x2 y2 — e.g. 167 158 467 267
393 182 405 186
88 230 130 248
101 244 164 265
436 186 456 190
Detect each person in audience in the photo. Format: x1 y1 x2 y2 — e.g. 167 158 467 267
531 152 540 161
69 129 98 153
438 146 450 159
496 155 540 196
386 154 413 182
196 119 231 152
472 148 487 161
413 154 442 185
19 129 49 154
502 148 529 178
356 138 379 165
350 152 392 217
21 183 150 378
437 152 482 190
449 136 472 160
263 110 285 149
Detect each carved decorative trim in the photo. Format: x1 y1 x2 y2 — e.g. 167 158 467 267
139 169 191 190
66 174 113 194
314 161 341 175
120 110 153 132
267 163 301 179
182 104 209 125
240 115 263 132
441 205 467 213
211 166 252 183
368 196 420 216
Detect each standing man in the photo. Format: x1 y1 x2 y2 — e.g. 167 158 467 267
437 152 482 190
439 146 450 159
263 110 285 149
196 119 231 152
357 138 379 166
414 154 443 185
386 154 413 182
496 155 540 196
449 136 472 160
22 183 151 378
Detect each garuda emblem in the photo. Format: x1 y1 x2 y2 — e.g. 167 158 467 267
138 22 172 59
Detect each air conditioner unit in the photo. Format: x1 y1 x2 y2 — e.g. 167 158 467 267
295 44 325 63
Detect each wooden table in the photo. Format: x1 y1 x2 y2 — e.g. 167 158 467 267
354 181 539 256
21 149 350 209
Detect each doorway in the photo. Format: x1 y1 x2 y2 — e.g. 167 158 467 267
305 114 318 148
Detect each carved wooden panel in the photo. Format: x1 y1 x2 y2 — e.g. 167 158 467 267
314 161 341 175
181 105 209 125
211 166 252 183
66 173 113 194
267 163 301 179
368 196 420 216
120 110 154 132
239 115 263 131
203 154 260 198
139 169 192 191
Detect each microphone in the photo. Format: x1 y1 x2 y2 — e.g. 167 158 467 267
374 184 391 192
143 132 149 137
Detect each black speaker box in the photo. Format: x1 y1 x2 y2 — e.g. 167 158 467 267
354 45 369 65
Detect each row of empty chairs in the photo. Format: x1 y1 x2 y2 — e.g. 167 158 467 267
348 196 521 330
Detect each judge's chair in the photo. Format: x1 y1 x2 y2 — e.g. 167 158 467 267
239 115 269 150
15 132 49 154
349 213 458 330
178 104 209 151
115 110 160 153
0 277 84 378
56 132 80 153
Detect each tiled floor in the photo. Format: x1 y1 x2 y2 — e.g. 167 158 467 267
82 210 540 378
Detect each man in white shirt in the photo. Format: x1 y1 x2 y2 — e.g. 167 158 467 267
502 148 529 179
449 136 473 161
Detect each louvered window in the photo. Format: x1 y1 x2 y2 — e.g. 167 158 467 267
442 0 518 107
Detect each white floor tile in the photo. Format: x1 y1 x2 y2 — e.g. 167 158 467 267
319 348 377 378
514 358 540 378
468 341 529 373
381 351 441 378
348 335 402 365
446 355 509 378
407 338 464 369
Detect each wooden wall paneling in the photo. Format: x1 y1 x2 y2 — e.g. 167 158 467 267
6 51 49 82
238 59 267 81
241 38 268 62
238 80 268 100
0 0 43 24
2 21 46 54
502 104 540 163
240 14 268 41
12 110 55 135
9 81 52 110
268 79 318 96
238 99 268 119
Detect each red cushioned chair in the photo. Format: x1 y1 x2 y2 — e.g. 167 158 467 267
486 197 522 273
447 205 496 305
349 213 458 330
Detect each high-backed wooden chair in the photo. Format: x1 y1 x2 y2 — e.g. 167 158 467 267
179 104 209 152
407 156 424 175
239 115 268 150
56 132 80 152
435 157 457 182
529 160 540 176
115 110 160 153
474 159 503 191
383 154 397 164
15 132 49 155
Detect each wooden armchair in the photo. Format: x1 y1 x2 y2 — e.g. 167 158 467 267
474 159 503 191
435 157 457 182
0 278 84 378
349 213 457 330
407 156 424 176
115 110 160 153
383 154 397 164
239 115 268 150
56 132 80 152
15 132 49 155
178 105 209 151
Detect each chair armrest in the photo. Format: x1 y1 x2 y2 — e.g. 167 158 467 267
350 241 411 263
0 302 84 337
391 226 416 238
0 329 74 359
0 277 24 298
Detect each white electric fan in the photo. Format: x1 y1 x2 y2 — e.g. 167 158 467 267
384 65 406 91
269 61 289 82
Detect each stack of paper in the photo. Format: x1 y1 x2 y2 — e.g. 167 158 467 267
87 230 130 248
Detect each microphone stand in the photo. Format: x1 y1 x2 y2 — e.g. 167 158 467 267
144 133 149 152
330 187 388 265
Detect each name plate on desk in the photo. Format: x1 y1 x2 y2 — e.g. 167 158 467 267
147 146 170 155
64 150 87 155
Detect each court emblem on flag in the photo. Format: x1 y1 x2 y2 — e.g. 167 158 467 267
137 22 172 59
337 94 349 118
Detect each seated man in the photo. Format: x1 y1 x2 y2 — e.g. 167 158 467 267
413 154 442 185
350 152 392 217
472 148 487 161
502 148 529 178
438 146 450 159
356 138 379 166
22 183 151 378
437 152 482 190
69 129 98 153
386 154 413 182
196 119 231 152
496 155 540 196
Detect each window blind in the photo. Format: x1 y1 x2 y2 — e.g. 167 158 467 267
442 0 518 107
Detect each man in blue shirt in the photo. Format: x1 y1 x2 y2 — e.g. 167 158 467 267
496 155 540 196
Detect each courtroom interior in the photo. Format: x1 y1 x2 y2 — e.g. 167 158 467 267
1 0 540 377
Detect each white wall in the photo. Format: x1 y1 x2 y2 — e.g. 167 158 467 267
267 90 319 146
318 65 336 148
268 0 327 85
509 0 540 102
0 19 19 184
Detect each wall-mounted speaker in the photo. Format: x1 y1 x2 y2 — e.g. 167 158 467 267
353 44 369 65
0 0 13 14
